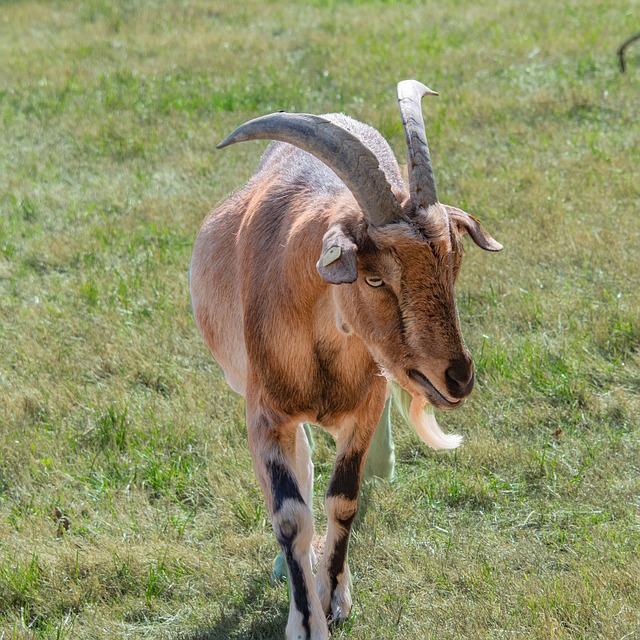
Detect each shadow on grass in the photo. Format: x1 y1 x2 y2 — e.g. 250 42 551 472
181 579 288 640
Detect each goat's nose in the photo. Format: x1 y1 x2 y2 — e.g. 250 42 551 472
445 355 474 397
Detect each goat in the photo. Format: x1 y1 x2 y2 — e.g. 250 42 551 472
190 79 502 640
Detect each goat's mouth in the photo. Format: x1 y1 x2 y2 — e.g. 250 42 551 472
406 369 463 409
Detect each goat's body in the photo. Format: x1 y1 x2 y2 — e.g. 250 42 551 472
191 115 402 421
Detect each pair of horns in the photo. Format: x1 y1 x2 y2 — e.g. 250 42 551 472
217 80 439 226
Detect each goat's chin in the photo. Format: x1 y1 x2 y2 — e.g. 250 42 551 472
404 369 463 409
379 365 458 409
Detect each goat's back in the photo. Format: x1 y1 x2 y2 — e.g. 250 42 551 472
257 113 404 196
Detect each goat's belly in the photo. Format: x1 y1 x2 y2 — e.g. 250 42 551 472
190 215 249 397
192 284 248 396
221 362 247 397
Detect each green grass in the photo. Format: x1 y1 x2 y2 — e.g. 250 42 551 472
1 0 638 638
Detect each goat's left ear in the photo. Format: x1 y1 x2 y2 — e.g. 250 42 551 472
444 204 503 252
316 225 359 284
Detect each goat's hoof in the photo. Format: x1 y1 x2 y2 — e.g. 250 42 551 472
328 607 353 631
328 588 352 627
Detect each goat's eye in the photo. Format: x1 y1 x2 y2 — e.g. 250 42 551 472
365 276 384 288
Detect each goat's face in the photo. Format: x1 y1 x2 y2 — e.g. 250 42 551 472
329 203 480 409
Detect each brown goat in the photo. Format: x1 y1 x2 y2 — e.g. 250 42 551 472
190 80 502 639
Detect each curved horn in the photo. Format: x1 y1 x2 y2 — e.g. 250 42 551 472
397 79 439 208
217 112 405 226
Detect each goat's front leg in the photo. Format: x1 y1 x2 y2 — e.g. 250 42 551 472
247 407 327 640
315 403 383 623
273 423 316 583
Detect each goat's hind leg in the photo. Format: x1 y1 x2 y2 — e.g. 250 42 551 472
247 410 327 640
362 397 394 483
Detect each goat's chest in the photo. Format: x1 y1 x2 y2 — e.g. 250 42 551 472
250 325 377 421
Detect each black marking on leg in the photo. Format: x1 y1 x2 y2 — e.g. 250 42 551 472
326 452 362 501
328 529 351 600
279 530 311 639
268 460 305 512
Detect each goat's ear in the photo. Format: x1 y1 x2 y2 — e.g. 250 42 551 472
316 225 358 284
444 204 503 252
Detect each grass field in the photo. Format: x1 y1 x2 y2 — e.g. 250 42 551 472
1 1 639 638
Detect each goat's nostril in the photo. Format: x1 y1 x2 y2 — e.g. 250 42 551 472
445 357 474 394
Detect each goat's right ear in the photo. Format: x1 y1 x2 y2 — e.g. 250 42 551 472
444 204 503 252
316 226 358 284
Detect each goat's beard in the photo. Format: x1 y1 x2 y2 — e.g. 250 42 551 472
385 377 463 451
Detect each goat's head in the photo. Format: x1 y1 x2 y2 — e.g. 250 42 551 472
217 80 502 410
